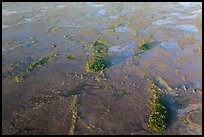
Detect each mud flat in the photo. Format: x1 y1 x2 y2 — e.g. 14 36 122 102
2 2 202 135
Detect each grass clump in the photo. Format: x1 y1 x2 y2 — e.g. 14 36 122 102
148 92 170 133
86 55 108 72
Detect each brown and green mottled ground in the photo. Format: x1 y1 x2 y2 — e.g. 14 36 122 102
2 2 202 135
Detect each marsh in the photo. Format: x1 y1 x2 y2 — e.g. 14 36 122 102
2 2 202 135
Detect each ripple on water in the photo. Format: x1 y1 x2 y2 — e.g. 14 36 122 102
55 5 67 9
2 9 32 16
178 2 202 7
108 42 135 65
168 12 196 19
86 2 104 7
108 15 117 19
190 9 202 15
64 23 80 28
94 9 106 17
7 38 37 51
159 41 178 51
166 25 198 32
114 24 130 32
138 28 149 35
108 41 135 53
151 18 175 26
16 9 47 25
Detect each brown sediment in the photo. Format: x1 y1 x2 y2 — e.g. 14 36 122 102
69 95 79 135
185 110 202 128
157 76 173 92
2 2 202 135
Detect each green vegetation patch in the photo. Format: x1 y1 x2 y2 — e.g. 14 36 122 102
86 55 108 72
148 92 170 133
65 54 75 60
15 75 23 83
25 52 58 72
93 41 108 53
14 52 58 83
86 41 110 73
138 41 153 51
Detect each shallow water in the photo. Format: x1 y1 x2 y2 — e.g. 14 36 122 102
2 2 202 135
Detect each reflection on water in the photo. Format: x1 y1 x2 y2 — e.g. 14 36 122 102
166 25 198 32
2 2 202 135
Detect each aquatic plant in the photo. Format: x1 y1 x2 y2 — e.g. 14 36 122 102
148 92 170 133
15 75 23 83
25 52 58 72
138 41 152 51
14 52 58 83
86 41 110 73
86 55 108 72
93 41 108 53
65 54 75 60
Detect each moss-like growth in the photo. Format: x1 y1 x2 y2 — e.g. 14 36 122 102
93 41 108 53
86 55 108 72
15 75 23 83
65 54 75 60
25 52 58 72
86 41 110 73
148 92 170 132
138 41 152 51
14 52 58 83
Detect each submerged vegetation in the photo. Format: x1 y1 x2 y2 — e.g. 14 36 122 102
86 41 109 72
147 77 171 132
65 54 75 60
93 41 108 53
132 39 156 66
14 75 23 83
148 91 170 132
25 52 58 72
86 55 108 72
14 51 58 83
138 40 154 51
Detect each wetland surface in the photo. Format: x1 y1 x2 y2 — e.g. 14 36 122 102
2 2 202 135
